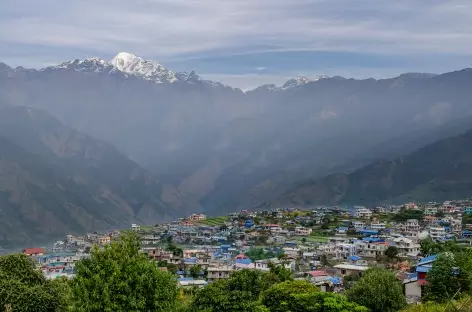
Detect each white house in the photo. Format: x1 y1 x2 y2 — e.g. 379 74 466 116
392 237 420 257
355 207 372 219
370 222 386 231
294 226 312 236
429 227 446 240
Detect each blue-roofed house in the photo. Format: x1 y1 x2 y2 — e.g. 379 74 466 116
359 229 378 236
220 244 231 253
465 207 472 215
245 219 254 228
416 254 439 281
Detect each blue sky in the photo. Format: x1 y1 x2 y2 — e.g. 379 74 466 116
1 0 472 89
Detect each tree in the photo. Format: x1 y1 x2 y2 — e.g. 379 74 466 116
71 231 179 312
245 248 278 261
0 254 68 312
267 262 293 284
346 267 406 312
189 264 202 279
190 270 270 312
384 246 399 261
424 252 469 302
301 237 307 244
262 280 367 312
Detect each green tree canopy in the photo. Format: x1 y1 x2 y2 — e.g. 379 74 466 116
71 231 179 312
190 269 270 312
189 264 202 279
384 246 399 261
0 254 68 312
346 267 406 312
425 252 471 302
262 280 367 312
245 248 279 261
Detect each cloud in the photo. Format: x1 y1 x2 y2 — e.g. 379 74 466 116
1 0 472 87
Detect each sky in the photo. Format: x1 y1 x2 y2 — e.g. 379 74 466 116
2 0 472 89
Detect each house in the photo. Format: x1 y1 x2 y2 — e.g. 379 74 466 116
353 221 365 231
333 263 369 276
423 205 438 216
403 273 422 302
465 207 472 215
355 207 372 219
415 254 439 282
207 266 234 282
253 258 295 272
98 235 111 245
355 239 388 258
395 219 421 240
370 222 386 231
131 224 140 232
392 237 420 257
24 248 45 256
429 227 446 240
294 226 312 236
188 214 207 221
334 243 357 259
264 224 282 233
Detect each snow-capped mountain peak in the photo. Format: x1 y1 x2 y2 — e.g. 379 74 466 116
39 52 221 86
45 57 115 73
281 76 328 89
110 52 177 83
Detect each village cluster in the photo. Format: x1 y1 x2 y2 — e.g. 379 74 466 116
23 199 472 303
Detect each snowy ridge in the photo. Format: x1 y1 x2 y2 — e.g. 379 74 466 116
43 52 211 85
251 76 328 92
281 76 328 89
111 52 177 83
49 58 116 73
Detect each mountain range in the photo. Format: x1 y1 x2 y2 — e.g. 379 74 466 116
275 126 472 206
2 52 472 246
0 106 193 248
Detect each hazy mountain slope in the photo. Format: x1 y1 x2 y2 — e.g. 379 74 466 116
2 56 472 215
0 106 191 248
274 127 472 206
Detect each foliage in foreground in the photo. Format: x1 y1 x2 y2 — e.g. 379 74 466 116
0 254 69 312
70 232 179 312
402 295 472 311
346 267 406 312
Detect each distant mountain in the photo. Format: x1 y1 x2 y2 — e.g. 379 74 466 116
274 127 472 206
3 54 472 216
0 106 191 248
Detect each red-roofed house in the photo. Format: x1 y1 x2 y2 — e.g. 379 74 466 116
306 270 328 278
23 248 45 256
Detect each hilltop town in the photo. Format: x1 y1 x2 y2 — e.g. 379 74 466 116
20 199 472 304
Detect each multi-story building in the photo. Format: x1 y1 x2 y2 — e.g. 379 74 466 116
353 221 365 231
294 226 312 236
429 227 446 240
207 266 234 282
392 237 420 257
395 219 421 240
335 243 357 259
423 205 438 216
370 222 386 231
355 207 372 219
355 240 388 258
188 214 207 221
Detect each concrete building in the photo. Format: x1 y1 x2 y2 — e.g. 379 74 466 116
355 207 372 219
207 266 234 282
429 227 446 240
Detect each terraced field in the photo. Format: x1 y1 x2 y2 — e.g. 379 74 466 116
198 216 228 226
